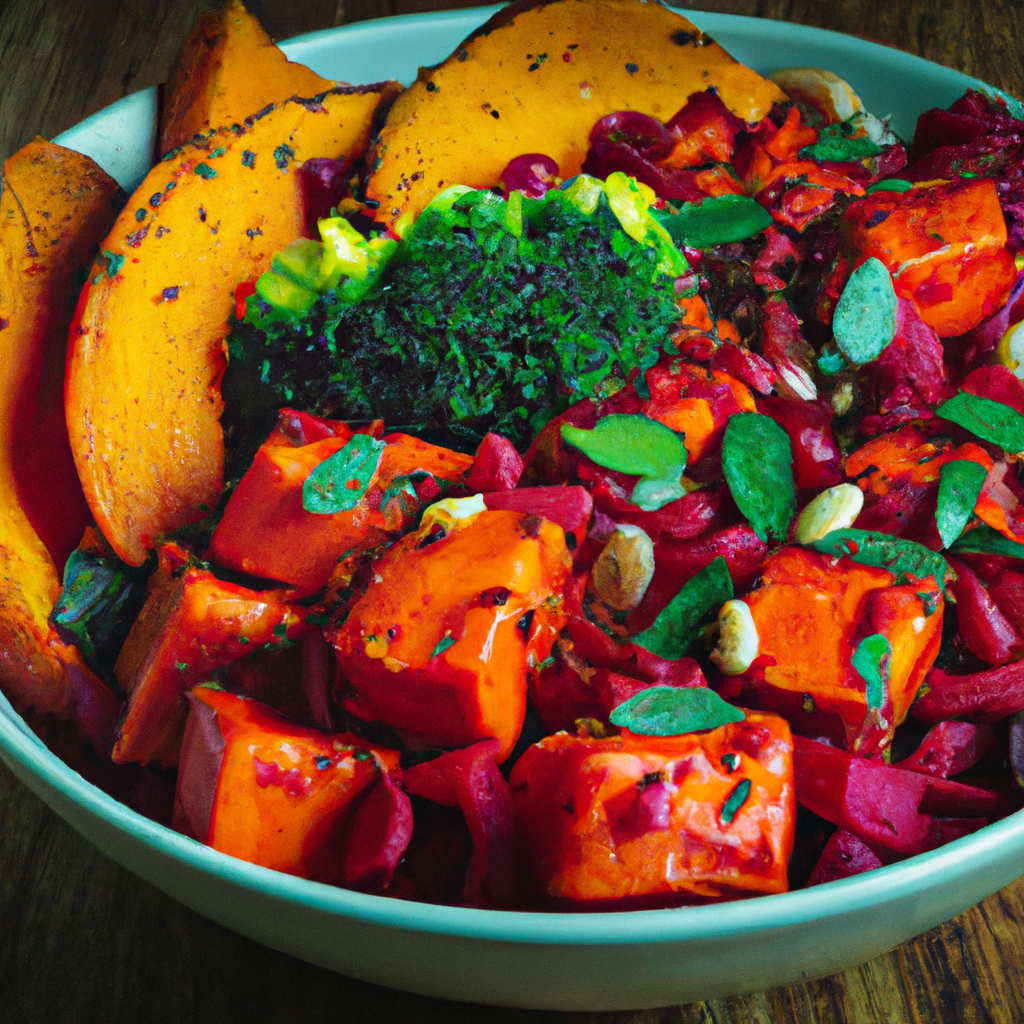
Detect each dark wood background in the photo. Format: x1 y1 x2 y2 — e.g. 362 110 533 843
3 0 1024 1020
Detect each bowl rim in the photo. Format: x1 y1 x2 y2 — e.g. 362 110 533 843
6 0 1022 951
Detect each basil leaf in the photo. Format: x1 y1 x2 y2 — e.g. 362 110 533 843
935 391 1024 455
833 257 897 366
561 414 686 480
653 194 773 250
631 556 733 660
810 529 953 587
935 459 988 549
951 524 1024 560
721 412 796 544
851 633 892 712
865 178 913 194
303 434 385 514
609 685 744 737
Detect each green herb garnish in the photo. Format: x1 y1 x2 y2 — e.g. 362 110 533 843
935 392 1024 454
832 257 897 366
935 459 988 549
609 685 744 736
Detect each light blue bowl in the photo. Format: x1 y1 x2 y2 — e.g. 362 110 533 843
5 6 1023 1011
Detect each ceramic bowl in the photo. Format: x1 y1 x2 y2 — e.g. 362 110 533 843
4 6 1024 1011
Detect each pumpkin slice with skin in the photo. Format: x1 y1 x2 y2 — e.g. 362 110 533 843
365 0 786 228
160 0 336 156
67 84 401 568
0 138 122 729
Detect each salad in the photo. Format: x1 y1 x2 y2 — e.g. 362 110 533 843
4 0 1024 913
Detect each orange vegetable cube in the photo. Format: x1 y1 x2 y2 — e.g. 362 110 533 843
331 509 571 762
510 716 795 908
720 548 943 755
842 177 1016 336
113 545 305 766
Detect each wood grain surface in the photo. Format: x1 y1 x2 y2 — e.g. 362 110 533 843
2 1 1024 1020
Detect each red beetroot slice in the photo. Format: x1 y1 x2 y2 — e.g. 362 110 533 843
756 395 843 490
948 558 1024 666
465 431 523 492
404 738 523 908
896 720 999 779
913 660 1024 724
807 830 884 886
483 485 592 537
793 736 992 855
710 342 778 396
340 770 414 890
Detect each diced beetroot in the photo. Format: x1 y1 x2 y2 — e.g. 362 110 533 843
499 153 559 198
269 408 355 447
912 660 1024 724
710 343 778 396
761 295 818 402
896 721 999 779
465 431 524 492
948 558 1024 667
483 485 592 547
752 226 799 292
520 398 597 485
404 738 523 909
173 692 227 843
340 771 414 891
588 111 676 162
757 395 843 490
582 141 708 203
989 570 1024 635
297 156 354 238
871 298 948 411
793 736 991 855
807 830 883 886
629 525 767 632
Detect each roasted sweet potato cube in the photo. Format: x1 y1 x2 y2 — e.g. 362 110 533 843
365 0 784 227
720 548 943 755
842 177 1016 336
174 686 409 886
113 545 304 766
331 508 571 761
510 716 795 908
208 430 472 595
161 0 336 155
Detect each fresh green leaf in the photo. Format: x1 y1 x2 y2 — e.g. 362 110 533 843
609 684 744 736
936 459 988 549
832 257 897 366
51 548 150 674
653 194 773 250
561 414 687 479
629 476 689 511
810 529 953 588
851 633 892 712
865 178 914 194
302 435 385 514
950 524 1024 560
430 631 457 658
799 121 883 163
721 413 796 543
631 556 733 660
935 391 1024 455
720 777 752 824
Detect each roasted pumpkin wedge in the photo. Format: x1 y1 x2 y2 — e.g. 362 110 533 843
365 0 786 227
66 84 401 567
160 0 336 156
0 139 124 725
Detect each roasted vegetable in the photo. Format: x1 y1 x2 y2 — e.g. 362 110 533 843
365 0 785 227
0 139 121 728
160 0 336 156
175 686 409 888
331 507 571 762
67 84 401 567
510 714 795 908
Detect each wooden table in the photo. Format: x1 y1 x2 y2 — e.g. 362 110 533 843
2 0 1024 1020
